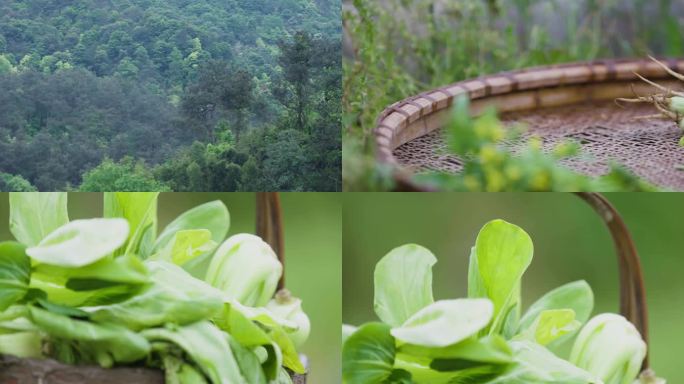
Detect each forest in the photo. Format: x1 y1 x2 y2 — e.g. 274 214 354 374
0 0 341 191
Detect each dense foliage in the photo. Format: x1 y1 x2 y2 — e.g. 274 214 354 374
0 0 341 191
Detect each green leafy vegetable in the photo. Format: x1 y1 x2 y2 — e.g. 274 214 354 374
374 244 436 327
0 193 309 383
87 261 223 330
469 219 533 335
515 309 581 346
155 200 230 251
343 322 396 384
26 218 129 267
142 321 245 384
266 289 311 348
343 219 658 384
104 192 159 256
488 341 600 383
30 306 151 366
0 242 30 310
398 334 512 364
227 333 268 384
151 229 216 266
570 313 647 384
9 192 69 247
391 299 493 348
518 280 594 332
206 234 282 307
0 331 42 358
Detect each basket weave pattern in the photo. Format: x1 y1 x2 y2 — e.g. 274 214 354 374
374 59 684 189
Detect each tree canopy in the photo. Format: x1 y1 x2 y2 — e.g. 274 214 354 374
0 0 340 191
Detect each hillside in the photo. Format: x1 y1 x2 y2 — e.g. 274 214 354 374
0 0 341 191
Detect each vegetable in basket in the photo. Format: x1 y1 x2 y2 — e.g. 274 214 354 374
0 192 310 384
342 219 664 384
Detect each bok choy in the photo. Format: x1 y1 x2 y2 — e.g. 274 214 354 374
342 219 664 384
0 192 310 384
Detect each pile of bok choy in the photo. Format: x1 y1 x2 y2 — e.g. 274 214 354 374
0 192 309 384
342 219 664 384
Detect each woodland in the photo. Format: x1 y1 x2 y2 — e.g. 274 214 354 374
0 0 341 191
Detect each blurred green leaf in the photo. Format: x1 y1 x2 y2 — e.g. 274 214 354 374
9 192 68 246
104 192 159 257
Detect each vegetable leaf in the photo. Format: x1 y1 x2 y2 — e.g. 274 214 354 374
155 200 230 251
34 252 149 286
0 331 42 358
518 280 594 332
87 261 223 330
398 334 513 364
227 333 268 384
488 341 600 383
104 192 159 257
469 220 533 335
391 299 494 348
374 244 437 327
26 218 129 267
30 306 151 365
142 321 245 384
343 322 396 384
9 192 68 246
515 309 581 346
151 229 216 266
205 234 282 307
0 241 30 310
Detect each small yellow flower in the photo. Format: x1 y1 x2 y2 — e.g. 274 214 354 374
528 137 542 151
463 175 481 191
505 165 522 181
530 171 550 190
479 144 501 164
485 169 504 191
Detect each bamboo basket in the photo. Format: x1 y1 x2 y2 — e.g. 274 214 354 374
373 58 684 191
0 192 307 384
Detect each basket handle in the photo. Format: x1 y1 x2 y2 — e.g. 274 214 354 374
575 192 649 370
255 192 286 291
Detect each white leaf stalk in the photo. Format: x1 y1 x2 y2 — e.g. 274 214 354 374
570 314 648 384
266 289 311 348
205 233 282 307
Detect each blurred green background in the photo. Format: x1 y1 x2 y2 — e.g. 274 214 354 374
0 192 342 384
343 193 683 380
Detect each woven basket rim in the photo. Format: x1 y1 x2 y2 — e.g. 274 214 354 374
373 57 684 190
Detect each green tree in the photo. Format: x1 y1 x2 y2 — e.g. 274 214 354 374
115 57 139 79
169 47 185 84
0 54 13 74
0 173 37 191
155 141 246 191
221 69 254 139
277 31 314 132
79 157 170 191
